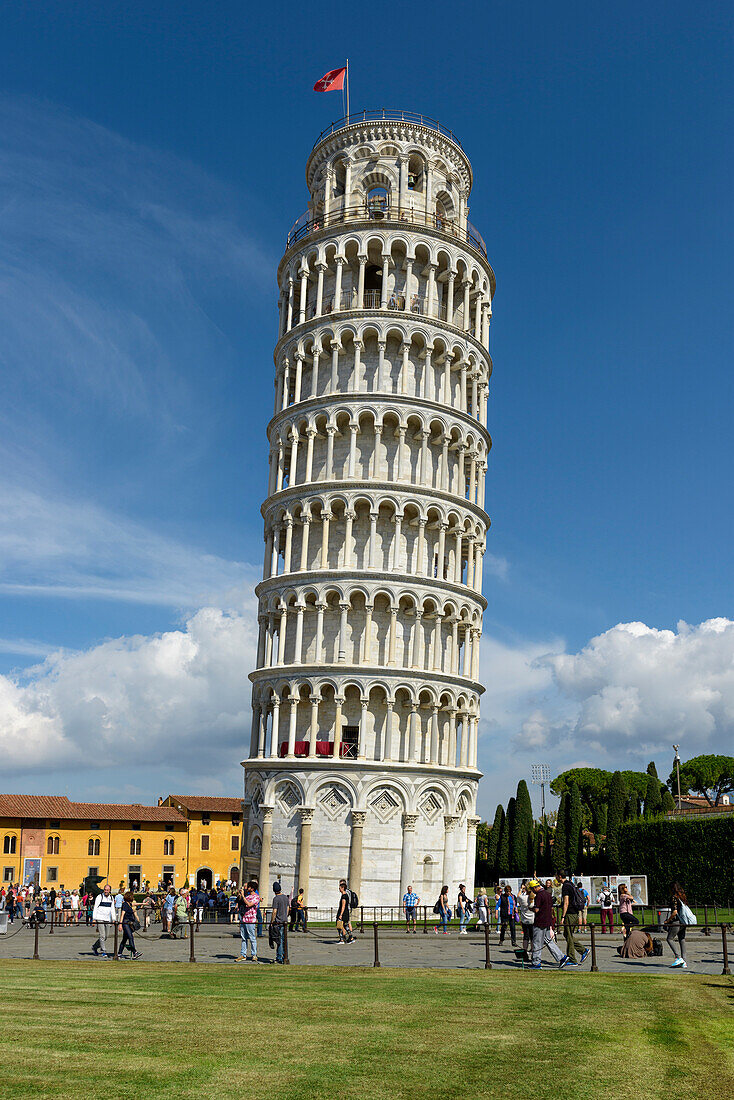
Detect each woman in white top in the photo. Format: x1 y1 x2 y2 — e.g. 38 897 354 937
474 888 489 926
517 880 536 962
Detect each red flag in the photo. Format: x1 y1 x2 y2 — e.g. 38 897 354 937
313 67 346 93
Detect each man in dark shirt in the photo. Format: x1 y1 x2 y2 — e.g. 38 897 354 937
336 880 354 944
559 871 589 966
530 879 567 969
270 881 289 963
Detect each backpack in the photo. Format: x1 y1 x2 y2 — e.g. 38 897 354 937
652 938 663 956
678 902 697 925
572 884 586 911
349 890 359 911
432 900 441 914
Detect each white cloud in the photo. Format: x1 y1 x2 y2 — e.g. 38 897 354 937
0 479 257 608
512 618 734 761
2 603 258 780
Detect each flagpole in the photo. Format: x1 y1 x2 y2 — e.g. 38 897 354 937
346 58 350 123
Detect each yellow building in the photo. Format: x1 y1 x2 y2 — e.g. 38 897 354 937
159 796 244 889
0 793 244 892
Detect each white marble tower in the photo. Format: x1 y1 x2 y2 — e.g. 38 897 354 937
241 109 494 909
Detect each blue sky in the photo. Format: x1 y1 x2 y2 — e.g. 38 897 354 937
1 1 732 817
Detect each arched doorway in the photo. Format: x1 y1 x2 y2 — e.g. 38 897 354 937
229 865 240 887
197 867 213 891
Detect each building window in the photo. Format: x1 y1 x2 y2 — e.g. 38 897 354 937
163 838 174 856
47 835 60 855
89 820 100 830
231 814 240 826
88 867 99 878
231 835 239 851
129 838 141 856
200 835 210 852
202 815 211 826
3 867 14 882
88 837 100 856
3 835 16 855
47 867 58 882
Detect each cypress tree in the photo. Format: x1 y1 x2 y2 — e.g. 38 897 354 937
606 771 627 870
498 798 513 878
553 792 568 874
512 780 534 876
567 782 583 873
487 804 504 876
644 773 663 817
646 761 659 779
661 788 676 813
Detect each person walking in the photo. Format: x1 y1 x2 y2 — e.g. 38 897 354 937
664 881 691 969
599 883 614 933
270 882 289 962
497 884 518 946
118 892 142 959
336 881 355 944
162 887 176 933
235 881 260 962
403 885 420 933
518 880 535 962
294 888 307 932
434 885 451 934
577 881 589 929
457 884 471 935
530 879 568 970
475 887 489 927
91 885 116 958
618 884 638 938
559 871 589 966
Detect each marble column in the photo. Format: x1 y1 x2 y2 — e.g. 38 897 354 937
465 816 481 898
297 807 314 896
258 806 274 890
348 810 367 897
442 815 459 894
399 814 419 904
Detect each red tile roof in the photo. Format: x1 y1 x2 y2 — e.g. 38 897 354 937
0 795 185 823
167 795 243 814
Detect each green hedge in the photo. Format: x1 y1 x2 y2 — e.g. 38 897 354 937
619 815 734 903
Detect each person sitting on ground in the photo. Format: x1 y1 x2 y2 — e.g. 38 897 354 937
617 926 653 959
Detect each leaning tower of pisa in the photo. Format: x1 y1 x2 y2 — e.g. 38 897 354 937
241 110 494 910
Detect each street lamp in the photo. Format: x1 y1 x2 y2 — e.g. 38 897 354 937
531 763 551 822
673 745 682 810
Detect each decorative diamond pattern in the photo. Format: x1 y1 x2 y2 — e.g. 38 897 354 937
276 782 301 815
370 789 400 823
419 792 443 823
318 785 350 821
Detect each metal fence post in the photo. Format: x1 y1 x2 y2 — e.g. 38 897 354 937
373 921 381 967
33 921 40 960
423 905 428 934
360 906 364 934
721 924 731 976
703 905 711 935
589 923 599 972
188 920 196 962
283 924 290 965
49 909 54 935
484 920 492 969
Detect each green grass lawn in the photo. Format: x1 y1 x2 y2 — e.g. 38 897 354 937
1 962 732 1099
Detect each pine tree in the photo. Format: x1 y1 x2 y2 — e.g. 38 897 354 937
644 773 662 817
606 771 627 870
487 804 504 876
498 798 513 878
553 792 568 874
567 782 583 873
646 760 659 779
512 780 534 876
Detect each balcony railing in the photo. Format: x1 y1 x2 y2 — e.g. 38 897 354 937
312 109 464 151
286 204 487 257
278 740 357 758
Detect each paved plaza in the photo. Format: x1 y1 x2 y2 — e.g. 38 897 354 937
2 920 730 975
